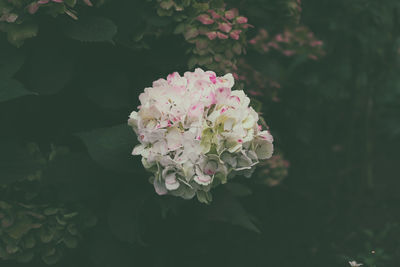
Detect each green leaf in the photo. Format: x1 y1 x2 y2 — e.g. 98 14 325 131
84 70 130 109
76 124 138 173
196 191 212 204
0 41 25 78
26 43 74 95
6 218 34 239
6 22 38 47
204 190 260 233
107 190 145 244
16 251 34 263
63 235 78 249
63 16 117 42
224 183 252 197
0 78 35 103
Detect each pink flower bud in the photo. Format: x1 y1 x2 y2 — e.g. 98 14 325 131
268 42 279 49
310 40 323 47
38 0 49 4
207 9 221 19
236 16 248 24
197 14 214 25
259 29 268 38
249 39 257 44
217 32 228 39
283 50 295 56
308 54 318 60
218 23 232 33
206 31 217 40
275 34 283 42
225 9 235 20
229 30 241 40
52 0 64 2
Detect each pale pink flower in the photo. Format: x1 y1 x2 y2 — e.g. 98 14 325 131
230 30 242 40
224 9 236 20
197 14 214 25
217 32 228 39
218 23 232 33
205 31 217 40
236 16 248 24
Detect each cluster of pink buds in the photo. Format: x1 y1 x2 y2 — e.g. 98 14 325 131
256 154 290 187
196 8 252 41
249 26 325 60
184 7 252 75
27 0 93 16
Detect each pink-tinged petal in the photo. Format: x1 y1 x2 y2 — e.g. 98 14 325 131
275 34 283 42
52 0 64 2
236 16 248 24
187 103 204 119
230 95 240 103
194 174 212 185
216 87 232 100
197 14 214 25
38 0 50 4
206 31 217 40
217 32 228 39
218 23 232 33
207 72 217 84
165 174 180 190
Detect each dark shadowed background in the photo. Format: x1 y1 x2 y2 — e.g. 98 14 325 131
1 0 399 266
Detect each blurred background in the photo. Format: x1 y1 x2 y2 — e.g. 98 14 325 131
0 0 399 266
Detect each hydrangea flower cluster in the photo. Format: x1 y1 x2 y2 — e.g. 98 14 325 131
128 69 273 203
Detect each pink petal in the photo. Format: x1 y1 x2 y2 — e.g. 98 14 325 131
218 23 232 33
236 16 248 24
197 14 214 25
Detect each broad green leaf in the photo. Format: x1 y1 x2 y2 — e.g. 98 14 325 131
204 190 260 233
0 78 35 103
63 16 118 42
84 70 130 109
76 124 138 173
0 41 25 78
107 190 144 244
224 183 253 197
26 43 74 95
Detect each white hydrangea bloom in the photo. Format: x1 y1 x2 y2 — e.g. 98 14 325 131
128 68 274 203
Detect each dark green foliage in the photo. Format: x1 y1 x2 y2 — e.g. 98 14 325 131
0 0 399 266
